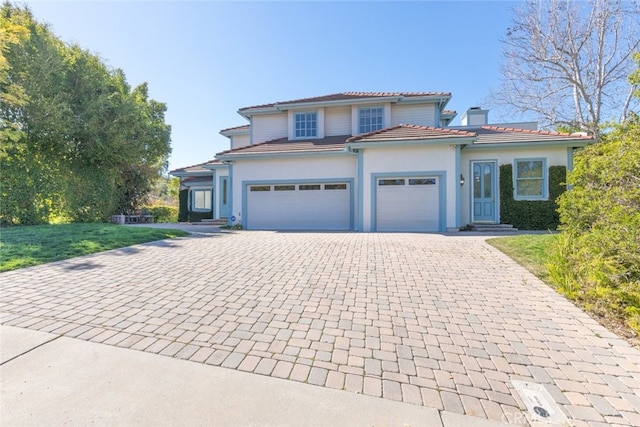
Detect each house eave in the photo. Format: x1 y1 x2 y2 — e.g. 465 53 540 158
216 149 352 161
464 140 591 150
170 171 213 177
220 128 250 137
201 163 230 170
238 94 452 118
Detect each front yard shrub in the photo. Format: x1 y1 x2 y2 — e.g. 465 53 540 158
499 164 566 230
143 205 178 223
177 189 212 222
178 189 188 222
550 118 640 338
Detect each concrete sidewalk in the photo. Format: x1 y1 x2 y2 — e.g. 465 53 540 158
1 325 509 426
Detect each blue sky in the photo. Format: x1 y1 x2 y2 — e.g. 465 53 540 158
26 1 519 170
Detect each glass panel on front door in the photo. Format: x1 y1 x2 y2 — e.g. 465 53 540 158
220 177 229 218
472 162 495 222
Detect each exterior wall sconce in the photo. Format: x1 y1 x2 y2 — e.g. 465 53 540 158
460 174 465 187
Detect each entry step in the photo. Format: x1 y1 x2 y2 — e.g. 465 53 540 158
198 219 229 226
468 224 518 232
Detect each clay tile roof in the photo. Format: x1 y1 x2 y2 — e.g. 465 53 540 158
181 176 214 184
169 159 221 175
220 124 250 133
347 124 476 143
216 135 349 157
239 92 451 111
475 125 593 144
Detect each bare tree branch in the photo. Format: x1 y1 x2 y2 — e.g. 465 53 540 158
490 0 640 138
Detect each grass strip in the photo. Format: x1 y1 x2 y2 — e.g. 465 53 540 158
0 223 188 272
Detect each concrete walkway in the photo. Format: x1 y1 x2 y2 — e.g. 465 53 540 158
1 231 639 426
1 325 506 426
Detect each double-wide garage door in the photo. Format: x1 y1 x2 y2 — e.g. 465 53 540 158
376 176 440 232
246 182 351 230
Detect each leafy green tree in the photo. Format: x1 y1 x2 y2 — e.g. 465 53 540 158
0 3 171 225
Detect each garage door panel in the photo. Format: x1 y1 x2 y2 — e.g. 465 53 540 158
247 182 350 230
376 177 440 232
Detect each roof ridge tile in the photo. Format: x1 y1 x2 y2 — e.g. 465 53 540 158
480 125 591 138
239 91 451 111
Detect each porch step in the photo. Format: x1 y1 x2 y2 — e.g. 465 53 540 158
198 218 228 226
468 223 519 232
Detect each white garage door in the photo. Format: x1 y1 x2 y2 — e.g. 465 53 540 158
246 182 351 230
376 177 440 232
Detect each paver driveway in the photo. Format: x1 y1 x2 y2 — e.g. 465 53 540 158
1 231 639 426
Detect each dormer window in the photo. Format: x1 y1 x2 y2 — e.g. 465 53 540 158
359 107 384 134
294 112 317 138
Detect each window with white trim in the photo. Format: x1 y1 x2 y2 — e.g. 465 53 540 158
294 112 317 138
359 107 384 133
514 159 546 200
192 189 212 211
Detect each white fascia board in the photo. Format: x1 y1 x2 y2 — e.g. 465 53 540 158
216 149 352 162
346 136 476 150
238 95 452 118
170 171 213 177
201 163 228 170
397 95 451 107
219 127 250 137
238 96 406 117
464 140 591 150
274 97 403 111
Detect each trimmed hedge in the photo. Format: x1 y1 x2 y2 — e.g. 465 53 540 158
499 164 566 230
178 189 189 222
177 189 212 222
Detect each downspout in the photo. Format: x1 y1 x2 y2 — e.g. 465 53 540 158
455 144 462 230
211 169 217 219
346 145 362 232
223 160 234 226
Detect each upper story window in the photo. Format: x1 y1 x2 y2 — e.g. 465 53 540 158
294 112 317 138
514 158 547 200
359 107 384 134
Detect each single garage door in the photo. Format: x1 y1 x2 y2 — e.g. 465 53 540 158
376 177 440 232
246 182 351 230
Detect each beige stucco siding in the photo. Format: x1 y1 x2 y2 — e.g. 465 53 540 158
360 144 457 231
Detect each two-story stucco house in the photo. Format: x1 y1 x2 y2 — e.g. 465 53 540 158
170 92 592 232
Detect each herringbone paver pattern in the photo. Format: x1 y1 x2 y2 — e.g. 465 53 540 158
1 231 639 426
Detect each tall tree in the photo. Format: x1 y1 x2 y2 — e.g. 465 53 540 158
0 3 171 225
492 0 640 138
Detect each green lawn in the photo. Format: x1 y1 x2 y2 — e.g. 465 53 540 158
486 233 556 283
0 223 188 272
488 233 639 344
